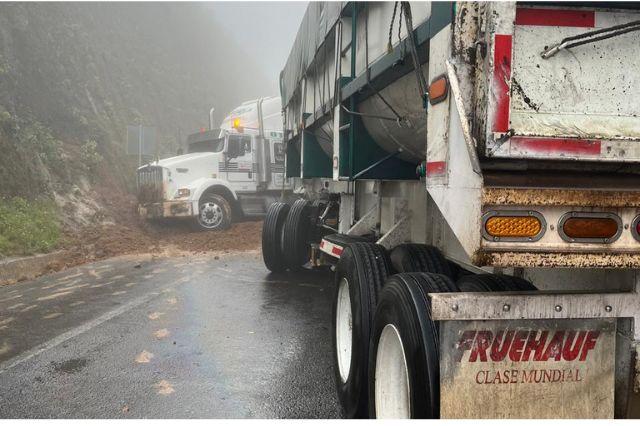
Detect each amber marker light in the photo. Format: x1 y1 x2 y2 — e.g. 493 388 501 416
482 211 545 242
428 75 449 105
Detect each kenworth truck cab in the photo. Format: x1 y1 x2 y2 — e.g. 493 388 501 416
137 96 293 230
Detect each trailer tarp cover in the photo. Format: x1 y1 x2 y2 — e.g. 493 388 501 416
280 1 342 107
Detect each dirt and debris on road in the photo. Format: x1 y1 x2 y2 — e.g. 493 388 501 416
48 187 263 274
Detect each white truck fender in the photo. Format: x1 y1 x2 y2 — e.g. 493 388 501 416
189 178 239 204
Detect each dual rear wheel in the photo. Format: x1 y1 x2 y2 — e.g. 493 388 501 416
332 243 537 418
261 199 317 272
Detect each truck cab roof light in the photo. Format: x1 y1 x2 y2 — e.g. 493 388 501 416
558 212 622 244
482 211 546 242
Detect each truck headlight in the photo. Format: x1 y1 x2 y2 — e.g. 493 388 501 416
176 188 191 198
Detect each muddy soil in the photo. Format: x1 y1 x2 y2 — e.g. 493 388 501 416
51 188 263 273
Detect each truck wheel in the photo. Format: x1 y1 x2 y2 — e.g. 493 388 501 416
282 199 313 269
457 273 537 292
332 242 391 418
261 202 290 272
368 272 458 419
196 193 232 230
389 244 455 280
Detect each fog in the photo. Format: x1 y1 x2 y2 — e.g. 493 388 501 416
209 2 308 96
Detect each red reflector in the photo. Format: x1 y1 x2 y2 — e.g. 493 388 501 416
515 8 595 28
559 213 622 243
510 137 601 156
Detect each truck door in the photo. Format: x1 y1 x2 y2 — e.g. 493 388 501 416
223 134 256 189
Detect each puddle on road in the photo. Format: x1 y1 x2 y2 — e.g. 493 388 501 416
51 358 88 374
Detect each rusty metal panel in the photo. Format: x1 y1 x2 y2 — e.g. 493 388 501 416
440 318 616 419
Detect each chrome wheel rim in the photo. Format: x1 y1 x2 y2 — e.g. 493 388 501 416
375 324 411 419
199 202 223 228
335 277 352 383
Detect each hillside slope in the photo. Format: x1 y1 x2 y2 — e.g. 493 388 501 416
0 2 271 201
0 3 273 256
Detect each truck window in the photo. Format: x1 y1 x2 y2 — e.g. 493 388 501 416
187 138 224 153
273 142 285 163
227 135 252 159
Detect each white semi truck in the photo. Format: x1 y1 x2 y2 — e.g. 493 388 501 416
137 96 293 230
262 1 640 418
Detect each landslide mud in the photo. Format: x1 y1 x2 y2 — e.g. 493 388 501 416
483 188 640 208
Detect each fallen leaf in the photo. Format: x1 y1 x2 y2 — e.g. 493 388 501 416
154 328 170 339
154 380 174 395
148 312 164 320
135 350 154 363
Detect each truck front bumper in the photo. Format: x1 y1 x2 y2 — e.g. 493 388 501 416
139 201 195 219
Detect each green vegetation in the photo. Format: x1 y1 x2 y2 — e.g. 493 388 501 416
0 197 60 257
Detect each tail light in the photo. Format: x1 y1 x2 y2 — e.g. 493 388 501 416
482 211 545 242
632 215 640 242
558 212 622 243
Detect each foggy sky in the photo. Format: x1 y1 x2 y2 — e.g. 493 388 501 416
208 1 308 97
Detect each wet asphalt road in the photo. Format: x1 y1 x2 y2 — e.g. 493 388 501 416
0 252 342 418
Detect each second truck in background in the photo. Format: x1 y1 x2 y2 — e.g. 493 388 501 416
137 96 293 230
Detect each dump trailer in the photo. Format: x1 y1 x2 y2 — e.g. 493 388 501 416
261 1 640 419
137 96 293 230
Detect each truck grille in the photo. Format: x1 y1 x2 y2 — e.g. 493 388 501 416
137 165 164 204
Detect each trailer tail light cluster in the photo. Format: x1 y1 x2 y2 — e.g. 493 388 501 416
559 213 622 243
483 210 632 244
482 211 545 242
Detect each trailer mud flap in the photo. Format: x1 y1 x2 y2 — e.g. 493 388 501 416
439 318 616 418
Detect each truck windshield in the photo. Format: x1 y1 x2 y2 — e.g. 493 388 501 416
187 138 224 153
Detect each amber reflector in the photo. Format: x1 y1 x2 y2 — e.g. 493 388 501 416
428 76 449 105
485 216 542 238
562 217 618 239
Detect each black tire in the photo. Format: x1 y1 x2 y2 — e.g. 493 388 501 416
332 242 392 418
261 202 290 272
389 244 455 279
195 193 232 230
368 272 458 419
457 273 537 292
282 199 313 269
